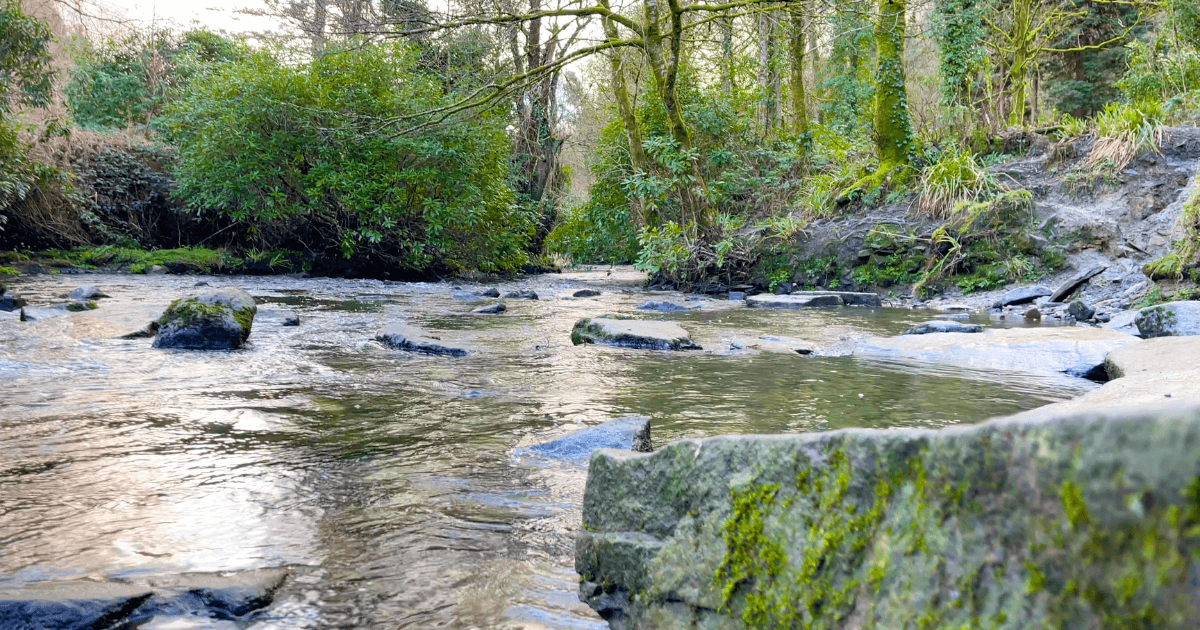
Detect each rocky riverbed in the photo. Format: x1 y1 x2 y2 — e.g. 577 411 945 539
0 265 1196 629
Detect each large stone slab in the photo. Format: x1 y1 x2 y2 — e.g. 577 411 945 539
576 404 1200 629
1135 300 1200 338
992 285 1051 307
153 289 257 350
902 320 983 335
749 291 882 308
376 324 470 357
1049 265 1107 302
853 326 1138 378
0 581 153 630
572 318 701 351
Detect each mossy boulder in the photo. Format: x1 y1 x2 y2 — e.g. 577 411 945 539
1135 301 1200 338
577 404 1200 629
153 289 257 350
571 318 701 351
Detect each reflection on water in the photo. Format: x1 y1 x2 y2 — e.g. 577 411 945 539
0 272 1091 628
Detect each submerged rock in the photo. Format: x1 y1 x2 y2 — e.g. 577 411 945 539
504 290 539 300
515 416 652 466
64 285 109 301
472 302 507 315
376 324 470 357
571 318 700 350
853 326 1137 378
1135 301 1200 338
121 321 161 339
282 313 301 327
993 285 1051 307
153 289 257 350
636 301 695 312
478 288 501 298
576 404 1200 629
573 289 602 298
0 581 153 630
747 291 882 309
903 320 983 335
0 289 26 312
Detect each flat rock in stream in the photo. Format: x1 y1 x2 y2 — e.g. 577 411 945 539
573 289 602 298
153 289 257 350
571 318 700 350
376 324 470 357
636 301 696 312
472 302 507 315
993 285 1052 308
903 320 983 335
145 567 289 618
515 416 652 466
0 581 153 630
747 291 882 308
575 404 1200 629
853 326 1138 378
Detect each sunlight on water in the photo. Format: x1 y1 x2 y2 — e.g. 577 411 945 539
0 271 1091 628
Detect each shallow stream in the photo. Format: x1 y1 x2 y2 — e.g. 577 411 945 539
0 269 1095 629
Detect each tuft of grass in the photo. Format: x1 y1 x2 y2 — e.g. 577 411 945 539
1086 100 1164 171
0 266 18 275
912 147 1006 220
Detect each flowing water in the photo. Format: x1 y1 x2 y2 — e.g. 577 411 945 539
0 269 1095 629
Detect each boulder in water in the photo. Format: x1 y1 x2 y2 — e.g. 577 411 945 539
478 288 501 298
573 289 602 298
0 581 153 630
576 404 1200 629
0 289 26 312
376 323 470 357
64 285 109 300
121 321 161 339
1135 301 1200 338
504 290 539 300
153 289 257 350
282 313 301 327
571 318 700 350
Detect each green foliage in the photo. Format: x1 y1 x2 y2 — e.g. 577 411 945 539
0 264 16 274
913 146 1005 219
163 43 532 274
932 0 987 107
0 1 53 112
546 197 639 264
66 29 247 129
1087 100 1164 170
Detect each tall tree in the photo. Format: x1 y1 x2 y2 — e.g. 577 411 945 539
873 0 913 167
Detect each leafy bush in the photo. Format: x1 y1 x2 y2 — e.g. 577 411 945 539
162 43 533 275
545 197 639 264
66 29 246 130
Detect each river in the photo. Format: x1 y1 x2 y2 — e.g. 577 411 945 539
0 269 1095 629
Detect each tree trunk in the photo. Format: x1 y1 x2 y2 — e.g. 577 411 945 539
873 0 913 167
756 10 779 137
789 6 808 137
600 0 653 226
311 0 327 57
720 14 735 95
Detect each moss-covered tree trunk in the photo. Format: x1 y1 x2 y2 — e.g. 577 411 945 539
873 0 914 168
789 5 809 137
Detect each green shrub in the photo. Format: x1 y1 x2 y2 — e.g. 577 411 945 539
1086 100 1164 170
162 43 532 274
545 197 639 265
